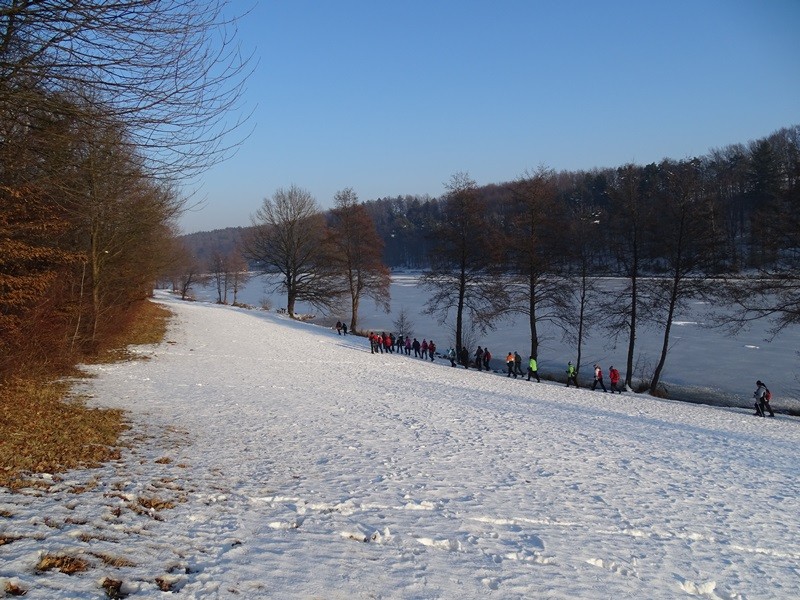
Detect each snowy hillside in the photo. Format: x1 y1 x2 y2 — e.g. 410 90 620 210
1 291 798 599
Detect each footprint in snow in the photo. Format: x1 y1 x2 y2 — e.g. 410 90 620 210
586 557 638 578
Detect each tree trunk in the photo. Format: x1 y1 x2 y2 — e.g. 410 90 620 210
350 294 360 333
528 273 539 359
650 283 678 394
625 273 638 388
455 272 466 353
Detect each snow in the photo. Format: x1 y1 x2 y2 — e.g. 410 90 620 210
1 291 799 599
206 274 800 412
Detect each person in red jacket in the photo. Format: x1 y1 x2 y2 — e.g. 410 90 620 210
609 366 622 393
428 340 436 361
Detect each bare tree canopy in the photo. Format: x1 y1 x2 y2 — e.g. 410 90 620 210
327 187 391 333
422 172 506 353
245 185 346 317
0 0 253 178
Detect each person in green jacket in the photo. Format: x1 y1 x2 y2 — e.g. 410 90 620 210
566 361 579 387
527 355 541 382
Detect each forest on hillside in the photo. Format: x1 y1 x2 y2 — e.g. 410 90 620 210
184 124 799 275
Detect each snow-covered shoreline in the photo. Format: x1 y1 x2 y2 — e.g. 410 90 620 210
197 275 800 415
1 291 798 598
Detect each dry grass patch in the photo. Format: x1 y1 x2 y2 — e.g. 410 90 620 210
101 577 127 599
4 580 28 596
0 533 22 545
137 496 176 511
78 532 117 543
91 552 136 568
0 379 127 489
37 553 91 574
94 301 172 364
0 301 172 489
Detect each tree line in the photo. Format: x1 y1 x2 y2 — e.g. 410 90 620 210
194 125 797 396
0 1 249 381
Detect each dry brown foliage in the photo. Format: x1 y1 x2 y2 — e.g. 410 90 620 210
92 552 136 568
137 496 176 511
4 580 28 596
0 301 172 489
101 577 127 599
37 553 90 574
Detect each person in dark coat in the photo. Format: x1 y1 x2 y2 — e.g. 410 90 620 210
506 352 516 378
514 352 524 376
459 346 470 368
474 346 484 371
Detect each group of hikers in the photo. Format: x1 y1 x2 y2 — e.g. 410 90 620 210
352 328 626 391
336 321 775 417
338 323 778 415
365 330 438 361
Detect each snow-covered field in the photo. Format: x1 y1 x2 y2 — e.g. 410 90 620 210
1 291 799 599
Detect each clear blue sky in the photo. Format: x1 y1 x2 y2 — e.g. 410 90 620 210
180 0 800 233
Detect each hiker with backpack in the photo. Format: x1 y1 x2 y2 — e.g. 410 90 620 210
753 380 775 417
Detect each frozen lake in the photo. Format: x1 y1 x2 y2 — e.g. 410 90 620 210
193 273 799 413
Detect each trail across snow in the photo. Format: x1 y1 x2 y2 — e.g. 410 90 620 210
1 291 799 599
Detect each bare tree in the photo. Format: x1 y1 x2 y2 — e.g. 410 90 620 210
211 250 232 303
228 250 251 305
502 166 570 360
327 188 391 333
603 164 658 388
647 159 724 393
0 0 253 178
393 308 415 340
244 185 345 317
561 180 606 378
421 172 505 354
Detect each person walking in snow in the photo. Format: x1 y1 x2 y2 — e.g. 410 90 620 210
474 346 484 371
335 320 342 335
609 366 622 393
591 364 607 392
342 322 347 335
483 348 491 371
753 380 775 417
446 347 457 367
421 339 429 359
514 352 524 376
459 346 470 368
428 340 436 361
368 332 376 354
527 355 541 382
412 338 421 357
566 361 579 387
396 334 404 353
506 352 516 378
405 336 411 355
